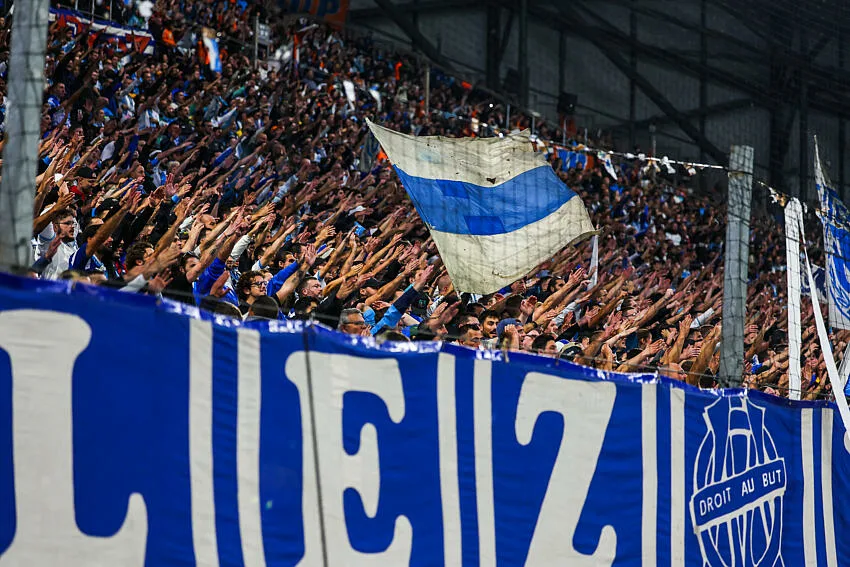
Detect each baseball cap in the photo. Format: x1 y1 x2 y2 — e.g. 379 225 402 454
496 318 519 339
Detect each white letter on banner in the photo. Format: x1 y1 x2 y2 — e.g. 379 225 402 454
437 353 462 567
0 310 148 567
237 329 265 567
515 372 616 566
473 359 496 567
285 352 412 566
284 352 323 567
189 320 219 567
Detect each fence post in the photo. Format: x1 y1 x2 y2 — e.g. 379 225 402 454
424 62 430 115
0 0 49 269
253 14 259 69
719 145 754 387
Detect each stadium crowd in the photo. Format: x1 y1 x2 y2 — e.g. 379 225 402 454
0 1 841 401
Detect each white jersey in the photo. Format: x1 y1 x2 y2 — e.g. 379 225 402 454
41 240 79 280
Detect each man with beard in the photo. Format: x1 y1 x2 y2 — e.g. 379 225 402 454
69 191 140 279
39 209 79 281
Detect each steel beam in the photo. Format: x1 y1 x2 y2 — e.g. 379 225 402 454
628 0 637 149
600 0 765 57
518 0 529 107
841 28 847 200
558 30 566 93
613 98 755 133
555 3 727 164
349 0 486 20
495 8 514 71
485 4 501 90
799 17 809 200
699 0 708 167
520 2 771 106
371 0 455 71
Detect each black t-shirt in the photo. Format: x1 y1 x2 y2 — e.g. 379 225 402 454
162 273 194 305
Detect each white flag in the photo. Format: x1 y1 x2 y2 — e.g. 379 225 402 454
343 80 356 110
589 234 599 288
367 120 594 294
784 197 803 400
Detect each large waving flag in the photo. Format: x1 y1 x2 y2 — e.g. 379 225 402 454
814 139 850 331
367 120 594 293
201 27 222 74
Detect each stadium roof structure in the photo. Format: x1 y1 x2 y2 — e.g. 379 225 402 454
349 0 850 199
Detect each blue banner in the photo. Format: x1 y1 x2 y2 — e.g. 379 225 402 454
815 140 850 333
0 275 848 566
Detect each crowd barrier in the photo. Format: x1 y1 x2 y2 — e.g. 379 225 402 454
0 275 847 566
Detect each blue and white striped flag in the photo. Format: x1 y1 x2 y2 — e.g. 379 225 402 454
202 28 222 74
814 139 850 331
367 119 594 294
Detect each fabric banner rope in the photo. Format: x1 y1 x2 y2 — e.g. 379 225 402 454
793 207 850 443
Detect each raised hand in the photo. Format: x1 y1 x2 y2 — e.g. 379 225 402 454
155 247 182 270
174 198 193 221
433 301 457 325
337 276 360 299
539 309 559 325
55 192 75 211
646 339 666 356
254 202 275 221
164 177 178 198
414 264 435 290
43 235 63 260
122 189 142 211
150 186 166 205
520 296 538 317
567 267 587 287
582 306 601 325
607 310 623 330
364 237 380 253
302 243 317 267
147 271 173 295
680 344 701 360
317 225 336 242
